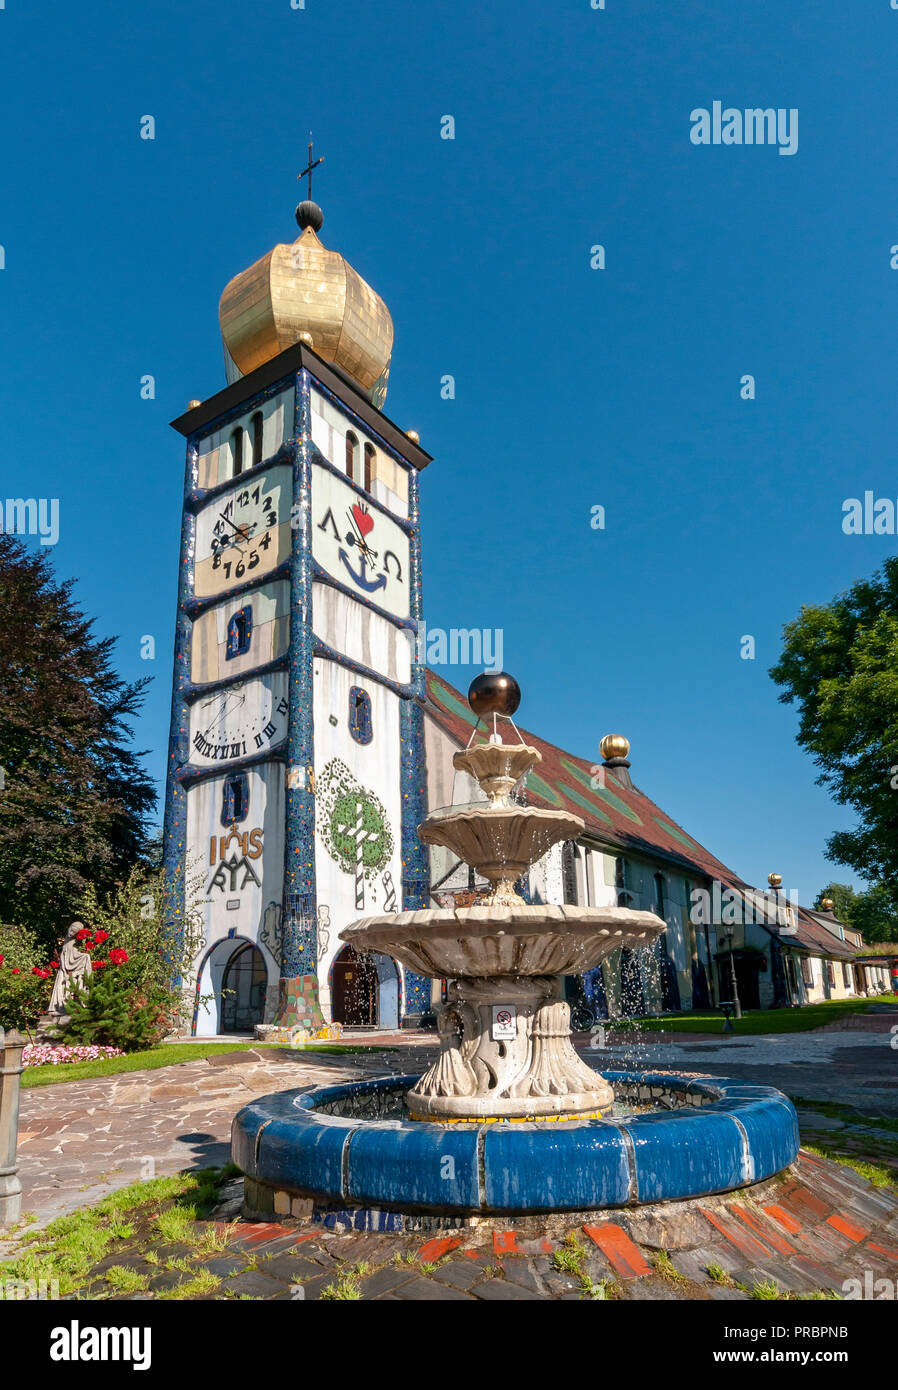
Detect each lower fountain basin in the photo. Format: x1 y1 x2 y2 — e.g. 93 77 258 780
232 1071 799 1218
339 903 665 977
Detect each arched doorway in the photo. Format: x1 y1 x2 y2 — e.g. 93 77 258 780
331 947 400 1028
221 942 267 1033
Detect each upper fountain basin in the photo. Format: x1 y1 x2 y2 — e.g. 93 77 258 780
339 903 666 978
417 803 585 881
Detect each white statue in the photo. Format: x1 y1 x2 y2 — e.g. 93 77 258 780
48 921 93 1018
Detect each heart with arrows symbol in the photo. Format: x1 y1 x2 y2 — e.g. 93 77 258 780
351 502 374 540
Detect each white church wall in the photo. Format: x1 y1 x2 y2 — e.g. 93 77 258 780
312 582 411 685
311 657 404 1023
186 761 285 1034
310 386 408 519
187 671 288 767
190 580 291 685
195 386 294 490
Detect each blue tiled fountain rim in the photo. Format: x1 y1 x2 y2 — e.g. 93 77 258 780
231 1071 800 1213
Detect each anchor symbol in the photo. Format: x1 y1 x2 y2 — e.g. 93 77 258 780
338 547 387 593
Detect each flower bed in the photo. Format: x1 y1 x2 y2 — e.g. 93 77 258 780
22 1044 125 1068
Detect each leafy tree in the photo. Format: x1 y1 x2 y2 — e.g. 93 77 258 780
0 535 155 946
770 556 898 885
814 881 898 946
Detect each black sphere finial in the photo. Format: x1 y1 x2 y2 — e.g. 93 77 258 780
468 672 521 719
296 200 324 233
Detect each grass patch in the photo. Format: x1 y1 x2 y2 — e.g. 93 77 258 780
552 1234 587 1275
22 1041 390 1088
803 1145 897 1189
706 1262 736 1287
104 1265 150 1293
320 1270 363 1301
156 1269 222 1300
652 1250 689 1286
616 994 895 1037
0 1165 237 1298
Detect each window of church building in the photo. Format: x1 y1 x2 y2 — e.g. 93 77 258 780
231 427 244 477
251 411 264 468
653 872 665 919
348 685 373 744
364 442 375 493
226 606 253 660
346 431 359 482
615 856 633 907
222 771 249 825
826 960 836 988
561 841 577 905
801 956 814 986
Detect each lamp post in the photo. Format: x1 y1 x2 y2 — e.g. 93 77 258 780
724 922 742 1020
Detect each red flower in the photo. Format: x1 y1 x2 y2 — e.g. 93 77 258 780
92 960 108 969
93 930 110 943
75 928 92 942
32 967 50 979
108 948 129 965
0 955 4 966
49 960 59 969
11 968 20 975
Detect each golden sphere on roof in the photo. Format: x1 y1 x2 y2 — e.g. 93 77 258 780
298 331 314 348
820 897 834 912
187 399 202 410
600 734 630 761
768 872 782 888
219 217 393 408
406 430 420 444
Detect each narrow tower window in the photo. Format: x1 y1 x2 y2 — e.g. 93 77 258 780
348 686 373 745
251 411 264 467
364 443 375 493
222 772 249 825
231 428 244 477
226 606 253 660
345 431 359 482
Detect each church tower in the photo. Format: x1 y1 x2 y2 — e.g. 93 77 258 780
162 161 433 1036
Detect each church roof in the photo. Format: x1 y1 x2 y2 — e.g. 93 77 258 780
423 670 859 961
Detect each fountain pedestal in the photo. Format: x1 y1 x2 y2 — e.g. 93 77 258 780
408 976 613 1120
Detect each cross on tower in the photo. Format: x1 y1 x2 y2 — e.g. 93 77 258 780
297 135 324 201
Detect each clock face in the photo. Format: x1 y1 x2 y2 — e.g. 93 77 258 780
311 463 410 619
188 672 289 766
194 466 292 599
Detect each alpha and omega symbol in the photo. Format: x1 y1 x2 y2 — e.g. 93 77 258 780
316 502 402 595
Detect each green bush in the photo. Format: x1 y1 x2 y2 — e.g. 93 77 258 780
0 922 43 972
59 960 171 1051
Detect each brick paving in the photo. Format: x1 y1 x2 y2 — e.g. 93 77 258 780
18 1152 892 1302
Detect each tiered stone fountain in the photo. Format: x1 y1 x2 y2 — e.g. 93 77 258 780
233 676 799 1223
342 729 664 1122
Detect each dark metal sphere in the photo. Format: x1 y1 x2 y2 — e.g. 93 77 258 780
296 200 324 232
468 671 521 718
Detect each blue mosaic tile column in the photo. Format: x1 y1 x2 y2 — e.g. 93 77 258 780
276 367 323 1029
400 463 432 1025
161 440 198 986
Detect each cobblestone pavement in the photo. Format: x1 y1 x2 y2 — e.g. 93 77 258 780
15 1046 436 1227
589 1010 898 1117
42 1152 898 1302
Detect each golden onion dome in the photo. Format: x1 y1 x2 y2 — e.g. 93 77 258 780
600 734 630 761
218 201 394 408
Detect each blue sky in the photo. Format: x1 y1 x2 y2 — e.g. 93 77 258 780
3 0 897 905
